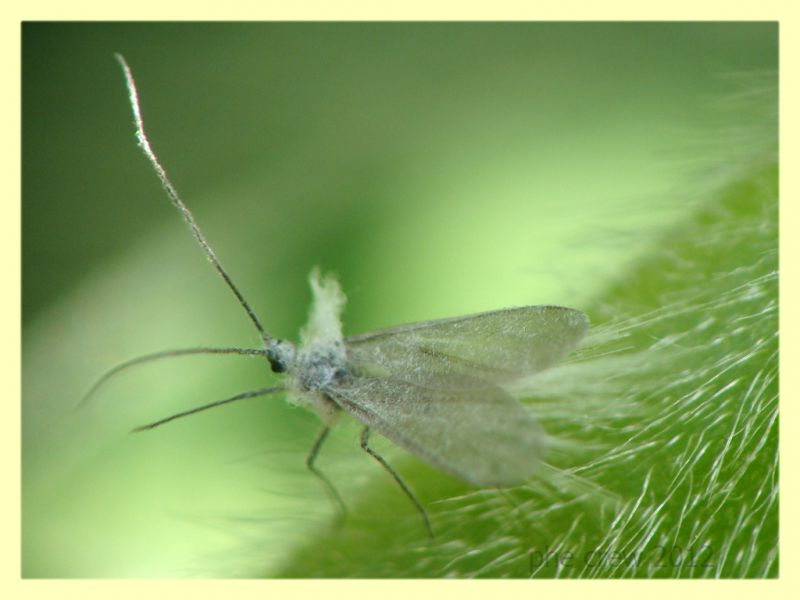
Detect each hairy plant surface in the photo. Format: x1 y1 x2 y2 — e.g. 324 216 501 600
275 106 778 579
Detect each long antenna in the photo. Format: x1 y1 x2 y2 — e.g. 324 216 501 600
79 346 267 409
114 53 271 343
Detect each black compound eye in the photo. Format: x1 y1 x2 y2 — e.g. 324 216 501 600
267 340 289 373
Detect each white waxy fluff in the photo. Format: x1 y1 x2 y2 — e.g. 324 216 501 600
300 268 346 350
287 268 347 424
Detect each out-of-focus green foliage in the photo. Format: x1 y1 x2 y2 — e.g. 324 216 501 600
22 23 776 577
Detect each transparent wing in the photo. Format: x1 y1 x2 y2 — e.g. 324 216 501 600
329 373 544 486
345 305 589 386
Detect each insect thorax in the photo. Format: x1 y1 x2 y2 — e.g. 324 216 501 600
294 341 348 391
285 340 348 423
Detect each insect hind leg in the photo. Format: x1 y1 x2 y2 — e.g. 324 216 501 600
306 425 347 526
359 427 433 538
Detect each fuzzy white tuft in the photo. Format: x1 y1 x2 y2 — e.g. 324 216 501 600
300 268 346 349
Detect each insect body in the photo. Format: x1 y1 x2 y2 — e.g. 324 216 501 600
99 55 589 537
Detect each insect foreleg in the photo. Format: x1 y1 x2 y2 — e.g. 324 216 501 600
306 425 347 525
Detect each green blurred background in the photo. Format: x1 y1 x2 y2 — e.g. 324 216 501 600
22 23 777 577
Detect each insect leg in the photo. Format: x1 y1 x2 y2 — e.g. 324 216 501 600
359 427 433 538
131 386 282 432
306 425 347 525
